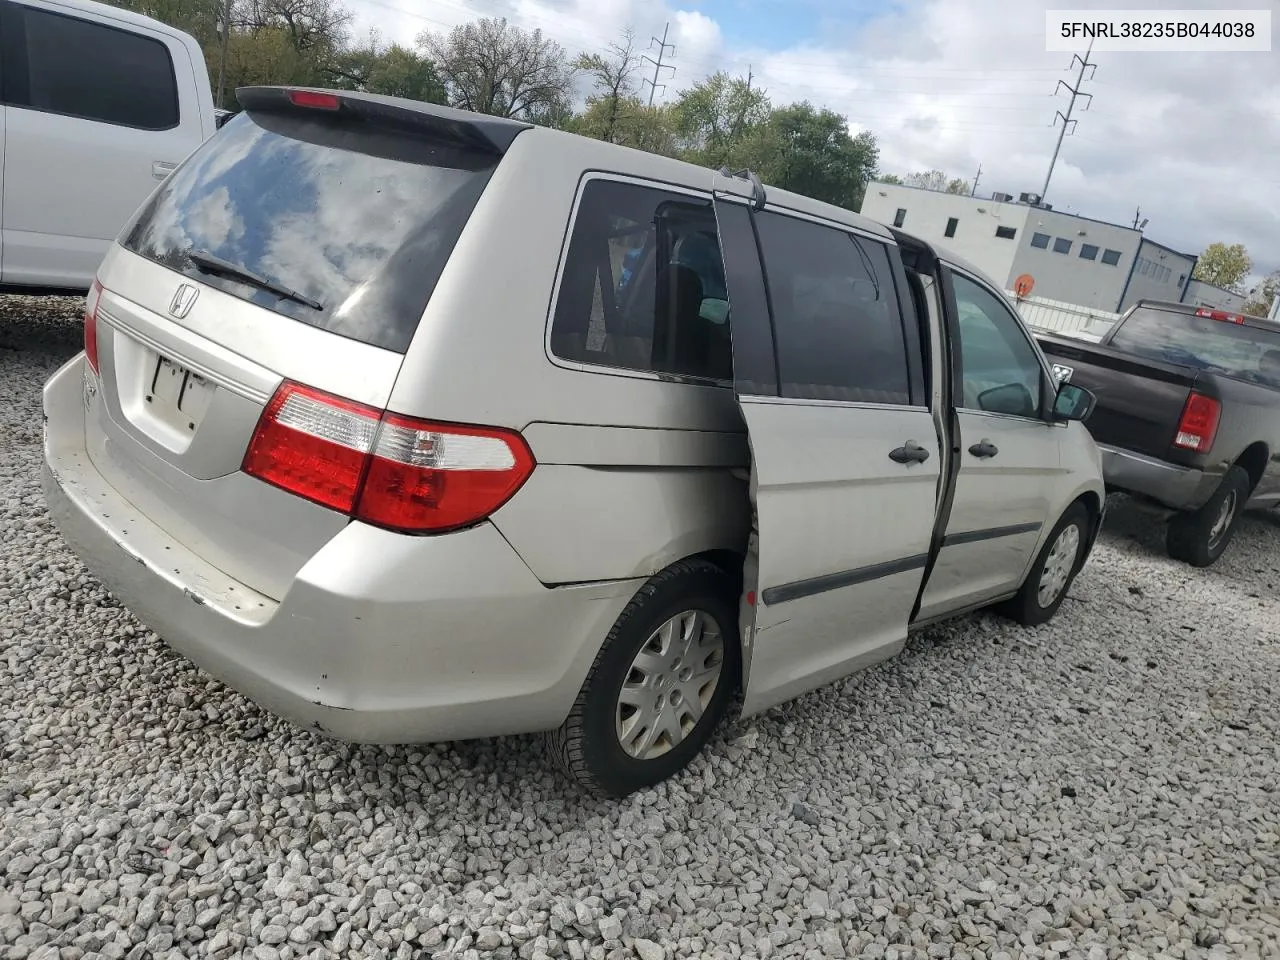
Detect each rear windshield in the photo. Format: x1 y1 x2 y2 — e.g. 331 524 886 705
1109 307 1280 389
120 108 498 353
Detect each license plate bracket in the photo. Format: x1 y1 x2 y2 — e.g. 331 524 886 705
147 355 213 432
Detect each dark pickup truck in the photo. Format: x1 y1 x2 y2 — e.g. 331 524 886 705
1036 299 1280 567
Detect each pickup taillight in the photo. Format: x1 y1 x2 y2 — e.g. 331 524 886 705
1173 392 1221 454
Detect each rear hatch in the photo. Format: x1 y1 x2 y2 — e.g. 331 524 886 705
84 87 526 600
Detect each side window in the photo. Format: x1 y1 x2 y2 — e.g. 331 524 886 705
5 6 180 130
549 179 732 382
754 211 912 405
951 273 1046 418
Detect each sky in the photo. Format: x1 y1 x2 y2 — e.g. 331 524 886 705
342 0 1280 283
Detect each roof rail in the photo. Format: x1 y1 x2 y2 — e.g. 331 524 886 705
718 167 767 211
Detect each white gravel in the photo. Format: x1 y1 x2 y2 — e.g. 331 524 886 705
2 295 1279 960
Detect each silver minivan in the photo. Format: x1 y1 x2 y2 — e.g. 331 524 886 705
43 87 1106 796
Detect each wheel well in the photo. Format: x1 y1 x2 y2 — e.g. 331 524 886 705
1234 442 1268 493
1075 490 1101 523
692 548 745 593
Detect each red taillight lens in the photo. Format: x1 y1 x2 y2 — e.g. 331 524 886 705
242 382 536 533
1173 391 1221 454
288 90 341 110
1194 308 1245 324
242 383 381 512
84 278 103 372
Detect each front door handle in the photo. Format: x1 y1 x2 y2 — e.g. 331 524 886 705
968 439 999 458
889 441 931 465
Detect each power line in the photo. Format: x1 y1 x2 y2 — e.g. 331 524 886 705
642 22 676 106
1041 41 1096 204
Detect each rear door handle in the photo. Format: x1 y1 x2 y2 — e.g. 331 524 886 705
152 161 177 180
968 439 999 458
889 441 931 465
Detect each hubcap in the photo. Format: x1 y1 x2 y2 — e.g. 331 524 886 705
1037 523 1081 608
1208 490 1237 547
615 609 725 760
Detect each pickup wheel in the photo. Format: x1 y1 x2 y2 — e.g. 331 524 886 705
997 502 1090 627
1166 465 1250 567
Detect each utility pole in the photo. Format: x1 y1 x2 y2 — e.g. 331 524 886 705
1132 206 1141 229
642 23 676 107
1041 40 1095 205
216 0 233 110
970 163 982 197
746 65 753 92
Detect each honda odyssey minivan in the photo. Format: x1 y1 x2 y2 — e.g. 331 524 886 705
44 87 1105 796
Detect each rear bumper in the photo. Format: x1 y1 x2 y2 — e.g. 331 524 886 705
42 355 639 744
1098 443 1219 511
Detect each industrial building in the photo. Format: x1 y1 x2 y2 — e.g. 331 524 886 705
858 183 1240 313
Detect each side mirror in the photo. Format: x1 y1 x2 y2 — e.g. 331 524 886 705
978 382 1037 417
1053 382 1096 422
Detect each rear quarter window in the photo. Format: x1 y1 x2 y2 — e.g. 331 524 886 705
120 109 498 353
2 4 180 130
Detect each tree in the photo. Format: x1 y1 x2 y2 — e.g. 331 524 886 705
102 0 223 45
328 31 445 102
418 17 577 120
743 104 879 210
671 71 770 169
877 173 903 185
945 177 971 195
1244 270 1279 318
904 169 949 192
1193 242 1253 293
573 30 642 144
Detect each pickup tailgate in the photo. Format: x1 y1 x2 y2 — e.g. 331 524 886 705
1037 333 1198 460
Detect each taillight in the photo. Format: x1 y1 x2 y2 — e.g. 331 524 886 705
1173 392 1221 454
288 90 341 110
1194 307 1245 324
84 278 103 372
242 381 535 533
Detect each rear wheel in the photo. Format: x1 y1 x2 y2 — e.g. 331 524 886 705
545 559 741 797
997 502 1090 626
1167 465 1250 567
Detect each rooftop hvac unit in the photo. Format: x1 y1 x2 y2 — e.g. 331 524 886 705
1019 192 1042 205
991 192 1014 202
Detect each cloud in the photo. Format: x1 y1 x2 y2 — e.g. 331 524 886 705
344 0 1279 276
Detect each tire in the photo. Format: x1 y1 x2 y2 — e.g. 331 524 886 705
1167 465 1250 568
997 501 1091 627
545 558 741 798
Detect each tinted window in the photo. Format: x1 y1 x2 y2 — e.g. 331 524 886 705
1101 249 1122 266
1080 244 1099 260
755 212 911 404
1053 237 1072 254
1108 308 1280 388
549 179 732 381
952 273 1045 417
8 7 179 130
121 110 496 353
1031 232 1050 249
995 225 1017 240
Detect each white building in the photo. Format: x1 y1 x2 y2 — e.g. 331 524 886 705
1182 279 1249 313
859 182 1198 313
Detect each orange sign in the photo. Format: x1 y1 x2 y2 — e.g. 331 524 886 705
1013 273 1035 297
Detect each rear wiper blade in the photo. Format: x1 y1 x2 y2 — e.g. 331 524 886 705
185 248 323 311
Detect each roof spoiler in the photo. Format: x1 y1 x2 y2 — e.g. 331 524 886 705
235 87 532 155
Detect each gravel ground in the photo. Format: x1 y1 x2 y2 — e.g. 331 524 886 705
1 295 1278 960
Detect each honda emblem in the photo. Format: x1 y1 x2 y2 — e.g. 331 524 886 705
169 283 200 319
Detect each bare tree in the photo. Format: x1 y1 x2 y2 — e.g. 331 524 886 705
237 0 351 54
574 29 640 143
418 17 577 120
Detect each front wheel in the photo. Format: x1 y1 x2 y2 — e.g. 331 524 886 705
997 502 1091 626
545 559 741 797
1167 465 1250 568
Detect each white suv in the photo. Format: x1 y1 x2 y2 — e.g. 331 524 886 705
0 0 216 292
